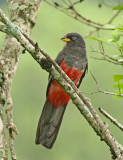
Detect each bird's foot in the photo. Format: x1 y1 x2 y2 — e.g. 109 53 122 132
40 58 52 70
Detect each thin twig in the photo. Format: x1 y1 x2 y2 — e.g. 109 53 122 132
99 108 123 131
44 0 114 30
99 42 105 54
89 72 123 97
84 28 99 38
72 6 103 27
91 56 122 65
108 10 121 24
91 46 123 65
44 0 121 38
101 1 114 8
6 90 19 135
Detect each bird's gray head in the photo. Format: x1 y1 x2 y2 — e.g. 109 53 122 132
61 32 85 48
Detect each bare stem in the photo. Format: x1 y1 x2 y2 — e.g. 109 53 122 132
85 72 123 97
99 108 123 131
91 46 123 66
108 10 121 24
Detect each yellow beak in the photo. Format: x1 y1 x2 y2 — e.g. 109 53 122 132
61 37 71 42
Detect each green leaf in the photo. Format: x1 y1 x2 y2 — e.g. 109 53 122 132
113 83 123 88
113 5 123 10
112 30 121 42
89 37 108 44
106 39 116 43
115 25 123 30
115 91 123 96
113 75 123 82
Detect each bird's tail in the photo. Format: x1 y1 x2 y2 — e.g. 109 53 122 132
35 99 66 149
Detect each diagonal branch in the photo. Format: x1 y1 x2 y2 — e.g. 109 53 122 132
0 9 123 159
99 108 123 132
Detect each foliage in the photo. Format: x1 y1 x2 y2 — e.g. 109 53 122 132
89 5 123 95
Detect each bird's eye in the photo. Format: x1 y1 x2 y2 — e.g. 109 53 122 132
72 37 76 40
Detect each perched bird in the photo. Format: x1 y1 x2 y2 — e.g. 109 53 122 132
35 33 88 149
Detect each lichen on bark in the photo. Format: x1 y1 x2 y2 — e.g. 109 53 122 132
0 0 42 159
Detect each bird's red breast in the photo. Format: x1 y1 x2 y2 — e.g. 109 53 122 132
48 61 84 108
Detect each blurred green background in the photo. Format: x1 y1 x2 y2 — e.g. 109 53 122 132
0 1 123 160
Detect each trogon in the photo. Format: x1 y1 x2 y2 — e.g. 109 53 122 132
35 33 88 149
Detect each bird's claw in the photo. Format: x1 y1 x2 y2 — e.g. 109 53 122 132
40 58 52 70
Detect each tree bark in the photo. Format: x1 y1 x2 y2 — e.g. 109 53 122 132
0 0 42 159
